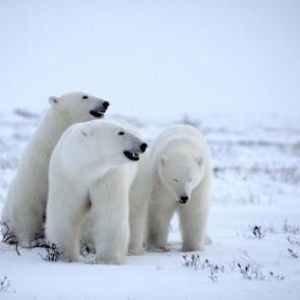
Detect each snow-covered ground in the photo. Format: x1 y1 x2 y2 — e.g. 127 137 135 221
0 110 299 300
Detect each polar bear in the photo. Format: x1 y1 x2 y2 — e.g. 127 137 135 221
45 120 147 264
147 124 212 252
81 120 151 256
2 92 109 247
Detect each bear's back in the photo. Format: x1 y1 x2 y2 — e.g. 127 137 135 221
151 124 208 160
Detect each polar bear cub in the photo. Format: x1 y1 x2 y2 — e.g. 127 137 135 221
45 120 147 264
147 124 212 252
2 92 109 247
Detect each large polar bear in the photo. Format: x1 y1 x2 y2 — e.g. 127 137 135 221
45 120 147 264
81 120 151 256
147 124 212 252
2 92 109 247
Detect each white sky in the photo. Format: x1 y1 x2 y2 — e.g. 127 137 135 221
1 0 300 118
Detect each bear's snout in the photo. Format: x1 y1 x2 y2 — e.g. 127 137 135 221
139 143 147 153
102 101 110 110
179 196 189 204
89 101 110 118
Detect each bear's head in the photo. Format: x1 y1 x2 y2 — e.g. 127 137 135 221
79 120 147 167
48 92 110 122
158 151 204 205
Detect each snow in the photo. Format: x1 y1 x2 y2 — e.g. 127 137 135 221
1 111 300 300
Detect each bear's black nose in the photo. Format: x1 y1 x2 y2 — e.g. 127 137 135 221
102 101 110 109
180 196 189 203
140 143 147 153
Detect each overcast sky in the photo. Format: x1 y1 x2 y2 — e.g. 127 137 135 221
1 0 300 118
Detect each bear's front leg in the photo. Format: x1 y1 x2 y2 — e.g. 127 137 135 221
90 181 130 265
128 189 150 255
147 186 175 252
11 205 45 248
128 157 151 255
46 182 87 262
178 188 209 252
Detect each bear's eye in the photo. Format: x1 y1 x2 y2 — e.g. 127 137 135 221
82 95 89 99
118 131 125 136
173 178 179 183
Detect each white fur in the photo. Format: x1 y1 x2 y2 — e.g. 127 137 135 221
45 120 146 264
1 92 109 246
82 120 151 256
147 124 212 252
127 153 151 255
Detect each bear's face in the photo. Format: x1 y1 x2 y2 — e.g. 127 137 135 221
80 120 147 167
48 92 110 122
158 152 204 205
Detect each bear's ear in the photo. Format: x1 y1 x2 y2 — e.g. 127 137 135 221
80 127 89 138
195 156 203 167
80 123 94 139
48 96 59 108
160 156 168 166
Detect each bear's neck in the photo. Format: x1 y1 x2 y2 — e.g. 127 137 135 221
33 109 71 152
